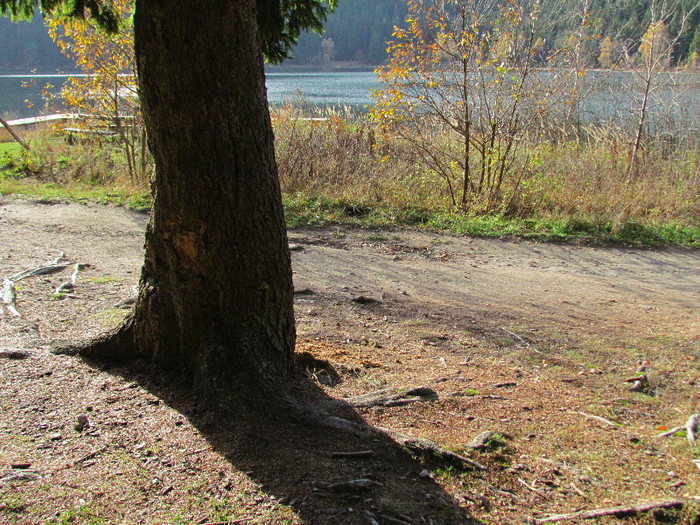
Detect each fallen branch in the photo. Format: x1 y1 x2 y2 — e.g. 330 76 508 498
534 499 685 524
501 327 545 354
318 478 382 494
10 263 71 282
569 482 588 499
74 446 108 466
2 255 84 316
477 479 521 501
0 115 30 151
657 414 699 445
204 518 255 525
534 457 586 478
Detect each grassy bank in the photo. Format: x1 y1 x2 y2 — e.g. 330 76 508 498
1 111 698 246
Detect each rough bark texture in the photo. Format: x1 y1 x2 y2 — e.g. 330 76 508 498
89 0 295 407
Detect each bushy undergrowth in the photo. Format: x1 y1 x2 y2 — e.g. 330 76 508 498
1 107 698 246
272 106 698 244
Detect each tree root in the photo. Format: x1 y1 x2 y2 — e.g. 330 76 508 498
54 263 88 295
376 427 487 471
349 386 438 408
1 279 20 317
657 414 699 446
281 394 486 471
51 316 138 361
575 411 619 429
534 499 685 524
2 253 82 317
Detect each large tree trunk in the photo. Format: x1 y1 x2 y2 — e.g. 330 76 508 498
86 0 296 408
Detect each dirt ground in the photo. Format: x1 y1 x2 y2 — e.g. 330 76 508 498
0 197 698 525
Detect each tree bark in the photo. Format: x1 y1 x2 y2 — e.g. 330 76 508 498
84 0 296 408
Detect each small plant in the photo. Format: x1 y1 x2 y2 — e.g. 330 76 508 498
0 495 26 512
464 388 481 396
52 506 107 525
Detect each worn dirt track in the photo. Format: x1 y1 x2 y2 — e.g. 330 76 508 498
1 197 699 525
3 198 697 345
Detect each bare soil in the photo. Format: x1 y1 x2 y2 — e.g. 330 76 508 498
0 197 698 524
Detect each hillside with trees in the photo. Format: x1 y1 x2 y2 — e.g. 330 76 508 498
1 0 699 71
290 0 700 68
0 13 73 72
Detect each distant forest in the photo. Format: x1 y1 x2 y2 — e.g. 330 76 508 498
1 0 699 72
0 13 73 72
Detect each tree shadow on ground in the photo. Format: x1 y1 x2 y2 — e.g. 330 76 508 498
96 359 481 525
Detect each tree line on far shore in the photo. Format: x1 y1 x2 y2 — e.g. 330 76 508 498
2 0 699 72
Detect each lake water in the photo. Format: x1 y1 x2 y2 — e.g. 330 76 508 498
0 71 378 120
1 70 698 134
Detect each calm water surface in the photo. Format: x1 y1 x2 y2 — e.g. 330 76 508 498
1 70 698 133
0 71 377 119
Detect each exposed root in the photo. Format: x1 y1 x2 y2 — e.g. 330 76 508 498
376 427 487 471
657 414 699 445
349 386 438 408
2 279 20 317
534 499 685 523
51 316 137 361
278 392 368 434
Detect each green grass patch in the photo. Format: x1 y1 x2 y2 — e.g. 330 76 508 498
89 276 121 284
91 308 128 328
0 176 150 212
0 141 24 158
2 176 696 246
51 505 108 525
2 125 697 247
282 194 699 247
0 494 26 512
